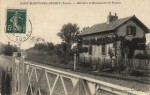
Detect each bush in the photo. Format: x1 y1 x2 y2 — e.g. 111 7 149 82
78 46 88 53
128 69 149 77
79 62 92 68
129 70 143 76
134 52 149 59
4 44 18 56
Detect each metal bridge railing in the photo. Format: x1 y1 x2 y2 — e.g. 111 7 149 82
11 52 149 95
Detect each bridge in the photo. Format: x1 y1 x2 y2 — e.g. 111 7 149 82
7 52 150 95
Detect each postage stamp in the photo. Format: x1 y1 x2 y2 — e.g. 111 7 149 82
6 9 26 33
5 9 32 43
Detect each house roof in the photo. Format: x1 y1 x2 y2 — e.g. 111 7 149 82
79 15 150 36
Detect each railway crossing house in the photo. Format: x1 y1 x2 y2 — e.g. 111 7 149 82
79 12 150 61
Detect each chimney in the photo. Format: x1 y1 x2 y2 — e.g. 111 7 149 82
107 12 118 24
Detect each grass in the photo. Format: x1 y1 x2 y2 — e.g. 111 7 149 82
26 52 62 65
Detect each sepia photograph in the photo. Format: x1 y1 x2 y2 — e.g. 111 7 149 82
0 0 150 95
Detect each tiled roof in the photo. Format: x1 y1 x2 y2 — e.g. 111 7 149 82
79 15 134 36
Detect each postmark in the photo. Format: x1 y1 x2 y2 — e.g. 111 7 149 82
5 9 32 43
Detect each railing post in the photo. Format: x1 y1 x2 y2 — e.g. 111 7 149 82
21 56 26 95
74 54 76 70
11 53 16 95
18 62 21 95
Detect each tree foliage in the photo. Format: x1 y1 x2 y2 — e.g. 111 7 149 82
29 23 81 64
57 23 80 46
120 37 146 58
29 36 45 44
57 23 80 64
4 43 18 56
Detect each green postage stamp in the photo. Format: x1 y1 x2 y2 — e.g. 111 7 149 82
6 9 26 33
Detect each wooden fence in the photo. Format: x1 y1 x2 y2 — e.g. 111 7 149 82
11 52 149 95
79 57 150 70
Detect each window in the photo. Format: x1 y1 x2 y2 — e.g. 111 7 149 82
102 45 106 55
126 26 136 36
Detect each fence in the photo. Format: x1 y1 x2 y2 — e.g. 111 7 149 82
79 57 150 70
11 52 149 95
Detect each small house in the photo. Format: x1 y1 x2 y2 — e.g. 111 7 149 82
79 12 149 61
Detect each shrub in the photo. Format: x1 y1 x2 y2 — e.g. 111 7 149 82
128 69 149 77
134 52 149 59
4 44 18 56
78 46 88 53
128 70 144 76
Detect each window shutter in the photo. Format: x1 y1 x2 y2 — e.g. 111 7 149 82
102 45 106 55
133 27 136 36
126 26 129 35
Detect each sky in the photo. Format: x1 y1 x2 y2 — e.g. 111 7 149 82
0 0 150 49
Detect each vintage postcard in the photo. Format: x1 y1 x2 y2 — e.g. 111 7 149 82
0 0 150 95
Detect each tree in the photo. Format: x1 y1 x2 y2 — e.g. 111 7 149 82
47 42 54 50
57 23 80 64
30 36 46 50
29 36 45 44
4 42 18 56
46 42 54 55
57 23 79 46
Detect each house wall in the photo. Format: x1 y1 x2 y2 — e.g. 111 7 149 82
80 33 115 59
80 43 114 59
117 20 145 39
92 44 114 59
117 20 146 56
